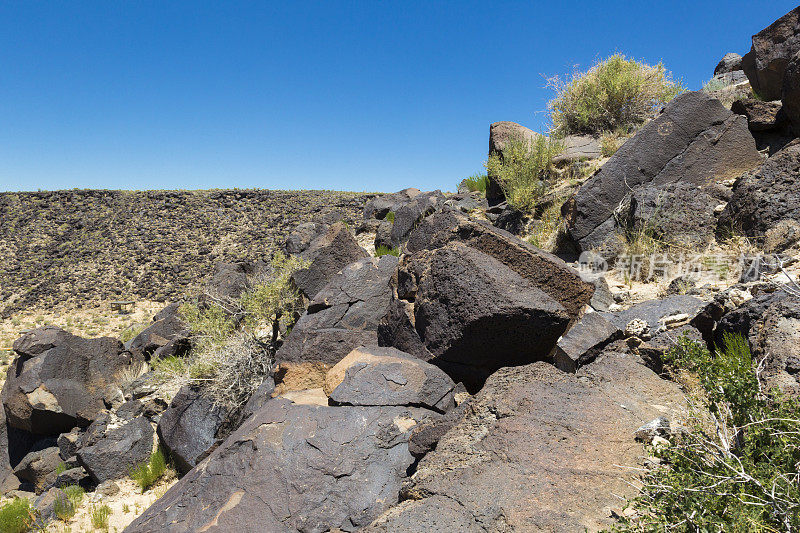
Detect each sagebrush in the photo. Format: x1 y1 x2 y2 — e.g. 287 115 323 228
615 333 800 531
461 173 489 194
485 134 563 211
548 54 684 136
130 447 169 493
0 498 36 533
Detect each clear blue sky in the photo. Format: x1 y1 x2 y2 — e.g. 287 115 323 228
0 1 796 193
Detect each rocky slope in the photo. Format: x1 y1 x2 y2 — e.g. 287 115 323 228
0 189 377 316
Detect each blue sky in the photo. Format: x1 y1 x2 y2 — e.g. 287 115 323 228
0 1 797 193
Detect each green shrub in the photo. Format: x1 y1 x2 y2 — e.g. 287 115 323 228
179 302 235 350
150 355 188 380
54 461 68 476
375 245 399 257
53 484 84 522
239 252 308 335
385 211 395 223
130 447 168 492
548 54 684 136
615 334 800 531
485 134 563 211
600 134 621 157
0 498 36 533
701 76 730 93
90 504 111 529
461 173 489 194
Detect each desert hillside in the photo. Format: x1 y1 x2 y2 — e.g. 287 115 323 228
0 189 375 316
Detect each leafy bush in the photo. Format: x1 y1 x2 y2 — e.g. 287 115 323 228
600 134 621 157
548 54 684 136
461 173 489 194
150 355 188 380
130 447 169 492
485 134 563 211
90 504 111 529
375 245 399 257
0 498 36 533
385 211 395 223
179 302 235 350
239 252 308 336
616 334 800 531
53 484 84 522
202 333 274 409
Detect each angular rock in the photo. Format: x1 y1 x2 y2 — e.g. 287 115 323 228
363 188 421 220
3 327 135 435
715 52 743 75
284 222 326 255
13 447 61 493
621 182 727 249
783 51 800 131
53 466 91 489
126 399 428 533
486 121 539 202
57 429 81 461
388 190 446 247
157 385 229 474
553 312 621 372
378 352 685 532
292 222 369 300
718 140 800 240
277 256 397 367
205 262 251 301
128 303 189 360
405 210 594 319
0 407 19 493
34 487 68 523
325 346 456 412
610 295 704 336
552 134 601 164
562 91 762 253
76 416 154 483
742 6 800 100
378 242 571 391
764 219 800 253
373 220 393 250
731 98 789 131
408 400 471 458
239 376 276 421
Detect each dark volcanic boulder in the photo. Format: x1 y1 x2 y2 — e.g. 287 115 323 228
742 6 800 101
553 311 621 372
378 242 571 391
276 256 397 367
0 407 19 492
405 210 594 319
552 134 601 164
783 51 800 131
128 303 189 359
367 352 686 532
486 121 539 202
715 52 743 75
562 91 762 254
714 290 800 395
13 446 61 493
621 182 727 249
324 346 456 412
388 190 446 247
731 98 789 132
126 399 428 533
76 416 154 483
718 140 800 241
363 188 421 220
205 262 251 301
283 222 327 255
2 327 135 434
157 385 230 474
292 222 369 300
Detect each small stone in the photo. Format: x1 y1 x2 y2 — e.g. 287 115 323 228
624 318 649 338
634 416 671 442
96 480 120 496
651 436 671 450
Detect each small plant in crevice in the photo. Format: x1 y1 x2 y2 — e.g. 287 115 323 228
130 447 170 493
375 245 399 257
461 173 490 194
53 484 84 522
90 503 111 530
0 498 37 533
384 211 395 223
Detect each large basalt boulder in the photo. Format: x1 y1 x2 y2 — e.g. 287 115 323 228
783 51 800 131
283 222 327 255
731 99 789 132
0 407 19 492
388 190 446 247
363 188 421 220
553 311 621 373
128 303 189 359
76 416 154 483
714 290 800 395
405 210 594 319
562 91 762 254
715 52 743 75
742 6 800 101
378 242 571 391
718 140 800 241
370 352 686 532
157 385 230 474
2 327 136 435
324 346 456 412
486 121 538 202
292 222 369 300
552 134 601 164
13 446 61 493
276 256 397 367
621 182 727 249
126 399 430 533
